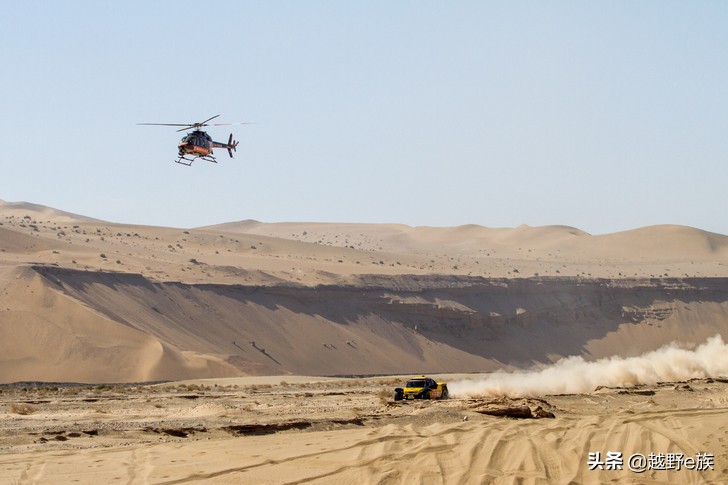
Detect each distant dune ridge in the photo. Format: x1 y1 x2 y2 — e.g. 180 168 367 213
2 198 728 383
0 198 101 223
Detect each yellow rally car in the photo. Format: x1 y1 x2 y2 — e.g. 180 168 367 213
393 376 449 401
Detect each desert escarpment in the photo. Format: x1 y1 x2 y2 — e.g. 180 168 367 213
2 264 727 382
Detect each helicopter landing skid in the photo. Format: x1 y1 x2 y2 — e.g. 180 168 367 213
174 155 218 166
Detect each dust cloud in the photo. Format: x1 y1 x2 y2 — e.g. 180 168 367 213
449 334 728 397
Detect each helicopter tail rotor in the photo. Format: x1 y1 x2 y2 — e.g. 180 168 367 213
227 133 239 158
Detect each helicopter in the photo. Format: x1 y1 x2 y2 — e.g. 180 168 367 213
137 115 251 166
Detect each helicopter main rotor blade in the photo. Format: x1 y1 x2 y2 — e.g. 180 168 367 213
199 114 221 125
137 123 197 127
138 116 220 130
172 115 222 132
137 116 248 132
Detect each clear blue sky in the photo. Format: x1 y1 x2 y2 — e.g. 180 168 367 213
2 1 727 234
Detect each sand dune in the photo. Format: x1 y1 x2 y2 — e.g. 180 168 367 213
201 219 728 261
0 199 99 224
0 266 239 383
3 199 728 383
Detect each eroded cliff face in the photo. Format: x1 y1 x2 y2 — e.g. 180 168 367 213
6 266 728 382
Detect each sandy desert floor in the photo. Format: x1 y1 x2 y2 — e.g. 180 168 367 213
1 375 727 484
